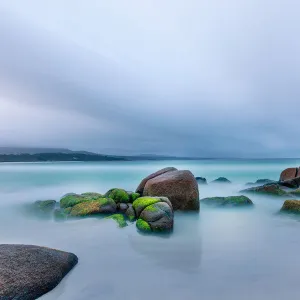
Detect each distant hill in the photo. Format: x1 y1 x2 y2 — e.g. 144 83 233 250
0 147 198 162
0 147 74 155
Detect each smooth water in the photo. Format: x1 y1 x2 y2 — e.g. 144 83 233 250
1 159 300 300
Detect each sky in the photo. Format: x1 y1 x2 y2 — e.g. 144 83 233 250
0 0 299 157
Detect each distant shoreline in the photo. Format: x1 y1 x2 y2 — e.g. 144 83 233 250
0 153 300 163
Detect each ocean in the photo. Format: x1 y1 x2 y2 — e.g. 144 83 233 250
1 159 300 300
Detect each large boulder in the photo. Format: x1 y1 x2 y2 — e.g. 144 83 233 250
279 167 300 188
201 195 253 207
133 197 174 232
0 244 78 300
136 167 178 194
280 167 298 181
141 169 199 211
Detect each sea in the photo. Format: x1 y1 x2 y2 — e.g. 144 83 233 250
1 159 300 300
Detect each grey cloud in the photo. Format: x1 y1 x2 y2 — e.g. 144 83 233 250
0 0 299 157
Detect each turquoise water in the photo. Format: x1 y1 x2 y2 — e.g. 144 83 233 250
1 159 300 299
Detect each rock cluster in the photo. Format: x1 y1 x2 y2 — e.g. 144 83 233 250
136 168 199 211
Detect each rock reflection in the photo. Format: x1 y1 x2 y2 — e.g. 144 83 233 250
128 212 202 273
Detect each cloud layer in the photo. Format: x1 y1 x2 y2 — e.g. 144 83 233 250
0 0 299 157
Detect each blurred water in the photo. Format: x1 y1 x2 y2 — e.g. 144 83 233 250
1 159 300 300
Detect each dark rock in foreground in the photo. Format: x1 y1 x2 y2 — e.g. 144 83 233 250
201 195 253 207
0 244 78 300
240 183 288 197
280 200 300 214
196 177 207 184
211 177 231 184
141 169 199 211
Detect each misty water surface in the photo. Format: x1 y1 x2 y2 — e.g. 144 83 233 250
1 160 300 300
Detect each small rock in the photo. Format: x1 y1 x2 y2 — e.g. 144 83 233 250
196 177 207 184
211 177 231 184
105 214 128 228
105 188 130 203
280 200 300 214
201 195 253 207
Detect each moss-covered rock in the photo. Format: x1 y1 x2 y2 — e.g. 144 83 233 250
70 198 116 217
81 192 103 200
105 214 127 228
128 192 140 202
240 183 287 197
136 218 151 232
140 202 173 232
60 193 88 208
105 188 130 204
133 196 174 232
280 200 300 214
201 195 253 207
133 197 161 217
246 179 277 186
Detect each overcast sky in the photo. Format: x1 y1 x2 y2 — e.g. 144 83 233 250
0 0 299 157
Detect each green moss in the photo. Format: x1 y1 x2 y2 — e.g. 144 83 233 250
130 192 140 202
81 192 103 200
133 197 160 212
136 218 151 232
60 193 88 208
106 214 127 228
105 188 130 203
144 204 159 212
70 198 113 217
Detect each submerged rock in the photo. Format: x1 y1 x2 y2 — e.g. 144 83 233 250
0 244 78 300
246 179 277 186
141 169 199 211
133 196 174 232
106 214 128 228
280 200 300 214
211 177 231 184
69 198 117 217
34 200 56 213
240 183 288 197
136 167 177 194
201 195 253 207
196 177 207 184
